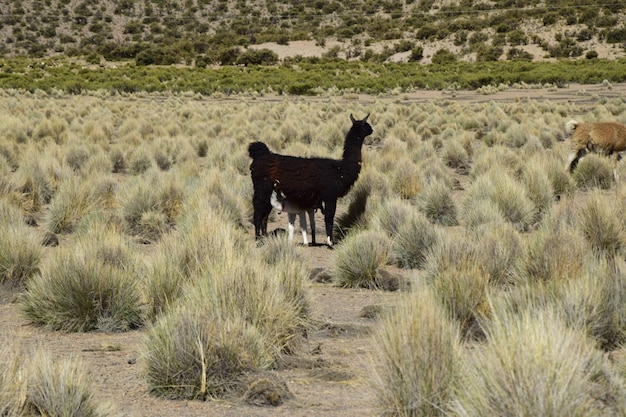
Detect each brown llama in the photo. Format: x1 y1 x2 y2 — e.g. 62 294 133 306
248 113 373 246
565 119 626 179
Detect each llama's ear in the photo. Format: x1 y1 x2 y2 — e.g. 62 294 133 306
363 113 370 122
350 113 356 123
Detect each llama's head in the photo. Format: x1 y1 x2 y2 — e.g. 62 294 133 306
350 113 373 139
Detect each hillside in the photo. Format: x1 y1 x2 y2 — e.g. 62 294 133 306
1 0 625 65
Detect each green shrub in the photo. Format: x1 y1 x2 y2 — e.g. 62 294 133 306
572 153 614 189
237 48 279 66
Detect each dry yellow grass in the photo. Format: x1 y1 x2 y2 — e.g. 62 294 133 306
2 86 626 415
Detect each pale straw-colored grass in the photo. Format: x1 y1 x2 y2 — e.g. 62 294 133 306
0 201 42 286
393 209 439 269
463 171 535 231
372 287 461 417
333 229 391 289
0 337 115 416
577 190 626 257
21 228 144 332
453 307 625 417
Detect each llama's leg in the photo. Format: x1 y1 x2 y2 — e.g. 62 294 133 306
253 200 272 239
566 148 586 173
287 212 296 242
324 199 337 246
298 212 309 245
307 209 316 245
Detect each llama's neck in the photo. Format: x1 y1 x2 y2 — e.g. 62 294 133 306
342 134 364 163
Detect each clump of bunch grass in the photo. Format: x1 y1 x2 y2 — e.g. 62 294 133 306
416 179 458 226
463 171 535 231
21 228 143 332
440 138 471 174
521 160 555 222
0 200 41 286
453 308 625 416
557 258 626 351
542 153 576 196
45 176 102 234
572 153 614 189
118 174 184 240
389 157 422 199
577 191 625 257
14 157 60 213
142 199 252 320
424 231 489 338
460 198 507 229
0 339 115 416
143 257 309 400
333 229 390 289
144 305 273 400
517 201 590 283
373 197 415 237
393 210 439 269
372 287 460 417
26 347 116 416
472 220 522 287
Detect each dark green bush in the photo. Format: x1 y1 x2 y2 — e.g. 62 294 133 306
236 48 279 66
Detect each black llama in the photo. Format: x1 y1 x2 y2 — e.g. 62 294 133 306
248 113 373 246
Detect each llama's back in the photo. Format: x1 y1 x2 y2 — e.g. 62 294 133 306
567 121 626 152
250 152 359 208
589 122 626 149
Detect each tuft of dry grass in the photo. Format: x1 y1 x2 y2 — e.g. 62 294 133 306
557 258 626 351
463 171 535 231
143 251 310 399
372 287 460 417
416 179 458 226
143 305 274 400
393 209 439 269
577 191 625 257
21 228 144 332
45 176 102 234
424 231 489 338
472 221 522 287
0 338 115 416
453 307 625 417
0 200 41 286
118 173 184 240
572 153 614 190
333 229 391 289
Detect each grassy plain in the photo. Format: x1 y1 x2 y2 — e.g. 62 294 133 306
2 84 626 415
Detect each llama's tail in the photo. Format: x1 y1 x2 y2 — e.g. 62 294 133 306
248 141 271 159
565 119 579 136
